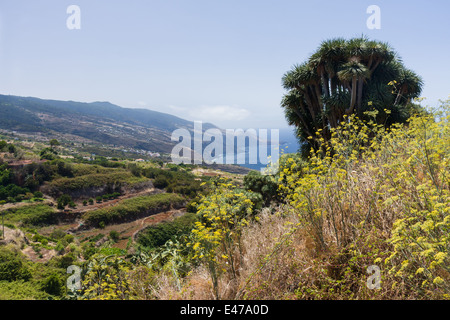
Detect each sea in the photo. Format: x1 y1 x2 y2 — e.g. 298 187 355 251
209 127 301 172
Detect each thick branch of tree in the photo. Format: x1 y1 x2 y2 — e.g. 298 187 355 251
356 77 364 112
321 70 330 98
345 76 357 115
300 86 317 121
370 58 382 74
368 56 373 69
290 106 315 139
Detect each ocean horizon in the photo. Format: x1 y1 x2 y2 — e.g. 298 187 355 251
209 127 300 172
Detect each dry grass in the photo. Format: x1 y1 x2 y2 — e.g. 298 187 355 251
148 206 317 300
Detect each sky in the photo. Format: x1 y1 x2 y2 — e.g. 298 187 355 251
0 0 449 129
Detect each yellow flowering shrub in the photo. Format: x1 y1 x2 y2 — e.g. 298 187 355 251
278 98 449 298
382 104 450 296
79 254 132 300
187 179 260 299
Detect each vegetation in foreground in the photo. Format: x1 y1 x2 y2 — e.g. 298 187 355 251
1 98 448 300
52 98 448 300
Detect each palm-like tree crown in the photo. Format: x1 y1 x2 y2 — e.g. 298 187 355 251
281 37 423 157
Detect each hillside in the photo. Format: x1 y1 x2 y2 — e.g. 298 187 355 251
0 94 217 154
0 130 251 299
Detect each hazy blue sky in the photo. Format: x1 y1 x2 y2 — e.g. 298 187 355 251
0 0 449 129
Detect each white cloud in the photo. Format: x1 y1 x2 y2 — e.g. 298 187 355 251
189 105 251 123
168 105 188 112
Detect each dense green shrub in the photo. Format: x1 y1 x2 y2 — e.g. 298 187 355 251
40 147 57 160
33 191 43 198
109 230 120 242
142 167 207 198
54 160 74 178
57 194 72 208
41 273 64 296
55 253 76 269
137 213 197 249
0 280 50 300
82 242 98 260
153 175 168 189
0 184 31 202
0 248 32 282
243 171 280 206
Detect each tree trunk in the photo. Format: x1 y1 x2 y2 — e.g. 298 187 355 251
345 76 357 115
394 87 405 106
370 58 382 75
367 56 373 69
303 87 317 120
321 70 330 98
315 84 323 109
330 77 338 95
292 106 314 139
356 77 364 113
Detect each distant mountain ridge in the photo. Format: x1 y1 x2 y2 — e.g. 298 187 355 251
0 94 217 153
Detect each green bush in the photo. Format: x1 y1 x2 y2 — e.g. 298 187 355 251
112 192 121 199
41 273 64 296
32 233 51 245
243 171 280 206
0 184 31 202
55 253 76 269
109 230 120 242
153 176 169 189
64 234 74 244
50 229 66 240
0 280 49 300
57 194 72 209
138 212 197 249
0 248 32 282
55 242 65 254
142 167 207 198
82 242 98 260
33 191 43 198
90 234 105 243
